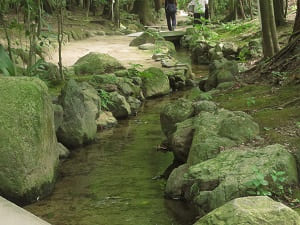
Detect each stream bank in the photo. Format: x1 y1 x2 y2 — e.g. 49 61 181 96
25 91 198 225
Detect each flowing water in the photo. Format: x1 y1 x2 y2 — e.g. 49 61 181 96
25 92 198 225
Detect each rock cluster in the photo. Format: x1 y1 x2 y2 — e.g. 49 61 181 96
160 97 299 224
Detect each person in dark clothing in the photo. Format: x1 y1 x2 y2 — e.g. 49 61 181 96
165 0 177 31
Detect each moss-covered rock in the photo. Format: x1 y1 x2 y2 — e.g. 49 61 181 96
185 144 298 212
57 80 101 148
187 109 259 165
169 118 195 162
204 59 238 91
140 67 170 98
90 74 119 92
160 98 194 137
129 31 163 47
0 77 59 204
193 101 217 114
107 92 131 119
165 164 189 198
154 40 176 55
194 196 300 225
74 52 124 75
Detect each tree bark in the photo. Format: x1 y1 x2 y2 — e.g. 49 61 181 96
273 0 285 26
259 0 279 57
133 0 153 25
294 0 300 33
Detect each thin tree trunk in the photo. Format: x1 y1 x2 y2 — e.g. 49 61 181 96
273 0 285 26
57 0 64 80
293 0 300 32
114 0 120 28
37 0 42 37
209 0 215 20
259 0 275 57
269 0 280 52
248 0 253 19
86 0 90 18
239 0 246 20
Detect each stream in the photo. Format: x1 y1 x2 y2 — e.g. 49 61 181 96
24 32 208 224
25 91 198 225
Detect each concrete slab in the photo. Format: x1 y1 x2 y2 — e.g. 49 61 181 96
0 197 51 225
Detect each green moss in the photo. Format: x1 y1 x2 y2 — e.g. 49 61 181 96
214 84 300 151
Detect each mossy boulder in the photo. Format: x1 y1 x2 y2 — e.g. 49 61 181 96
107 92 131 119
184 144 298 212
193 101 217 114
204 59 238 91
129 31 163 47
57 80 101 148
169 118 195 162
154 40 176 55
195 196 300 225
140 67 170 98
74 52 124 75
187 109 259 165
90 74 119 92
53 104 63 132
165 164 189 198
0 77 59 204
160 98 194 137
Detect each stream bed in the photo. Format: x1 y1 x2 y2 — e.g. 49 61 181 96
25 92 198 225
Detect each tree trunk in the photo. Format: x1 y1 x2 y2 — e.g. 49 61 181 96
209 0 215 20
114 0 120 28
294 0 300 33
57 0 64 80
133 0 153 25
273 0 285 26
259 0 279 57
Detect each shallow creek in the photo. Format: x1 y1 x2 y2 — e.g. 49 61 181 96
25 91 198 225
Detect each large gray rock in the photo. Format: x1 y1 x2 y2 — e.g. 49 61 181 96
187 109 259 165
140 67 170 98
57 80 100 148
169 118 194 162
96 111 117 129
107 92 131 119
165 164 189 198
74 52 124 75
0 77 59 203
53 104 63 132
184 144 298 212
204 59 238 91
129 31 163 47
194 196 300 225
160 98 194 137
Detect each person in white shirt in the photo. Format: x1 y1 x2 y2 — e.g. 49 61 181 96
193 0 209 24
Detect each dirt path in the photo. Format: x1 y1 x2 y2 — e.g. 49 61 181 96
48 35 161 69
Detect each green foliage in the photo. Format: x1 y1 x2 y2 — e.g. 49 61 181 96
246 167 271 196
200 92 213 101
0 45 15 76
194 20 218 41
128 63 143 77
222 22 256 35
296 122 300 129
97 89 112 110
24 59 46 77
238 47 251 62
246 97 256 107
270 170 286 196
271 71 288 84
246 167 289 198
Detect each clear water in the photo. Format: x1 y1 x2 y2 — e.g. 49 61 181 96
25 93 198 225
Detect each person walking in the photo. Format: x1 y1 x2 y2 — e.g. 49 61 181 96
193 0 209 24
165 0 177 31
